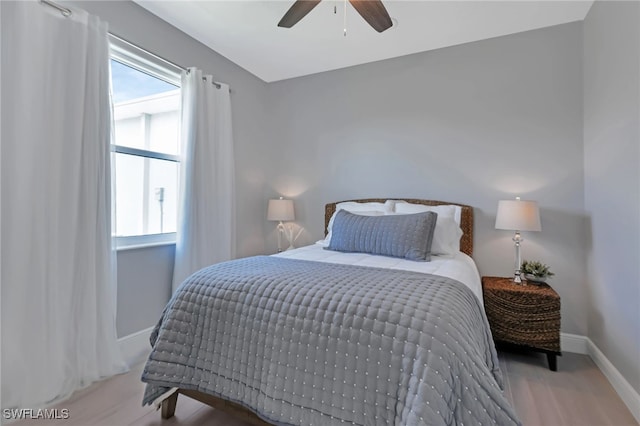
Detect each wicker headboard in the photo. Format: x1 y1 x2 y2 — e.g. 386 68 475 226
324 199 474 257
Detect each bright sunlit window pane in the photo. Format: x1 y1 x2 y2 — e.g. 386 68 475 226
110 54 181 241
148 158 179 235
113 153 144 236
111 60 181 156
114 154 179 237
111 60 177 103
148 109 180 155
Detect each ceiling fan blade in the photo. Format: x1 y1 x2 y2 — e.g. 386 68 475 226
278 0 322 28
348 0 393 33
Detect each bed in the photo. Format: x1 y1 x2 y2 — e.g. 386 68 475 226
141 199 521 425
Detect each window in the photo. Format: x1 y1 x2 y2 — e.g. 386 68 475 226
109 37 182 248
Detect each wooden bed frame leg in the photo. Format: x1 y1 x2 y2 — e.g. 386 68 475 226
161 392 178 419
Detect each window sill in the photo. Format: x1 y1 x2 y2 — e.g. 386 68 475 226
116 241 176 252
115 233 176 251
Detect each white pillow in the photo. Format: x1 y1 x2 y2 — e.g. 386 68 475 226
391 203 463 256
320 201 392 246
394 201 462 225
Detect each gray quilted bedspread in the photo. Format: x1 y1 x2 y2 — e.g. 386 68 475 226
141 256 521 426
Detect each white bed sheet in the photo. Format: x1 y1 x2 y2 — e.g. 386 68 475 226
273 243 483 303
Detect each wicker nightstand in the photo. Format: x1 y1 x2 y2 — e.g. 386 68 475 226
482 276 561 371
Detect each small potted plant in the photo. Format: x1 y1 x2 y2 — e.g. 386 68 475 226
521 260 554 284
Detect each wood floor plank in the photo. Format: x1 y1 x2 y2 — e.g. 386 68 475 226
500 350 637 426
12 351 638 426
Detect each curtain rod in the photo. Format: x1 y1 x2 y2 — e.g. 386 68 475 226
38 1 224 90
109 33 187 73
109 33 222 89
40 0 71 17
110 33 223 89
110 33 223 90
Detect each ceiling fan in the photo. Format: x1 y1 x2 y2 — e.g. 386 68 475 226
278 0 393 33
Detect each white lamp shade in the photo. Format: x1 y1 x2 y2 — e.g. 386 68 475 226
495 199 541 232
267 198 294 222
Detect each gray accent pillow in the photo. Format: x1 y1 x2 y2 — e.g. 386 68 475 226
327 210 438 261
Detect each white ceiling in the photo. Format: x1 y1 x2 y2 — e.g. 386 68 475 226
135 0 593 83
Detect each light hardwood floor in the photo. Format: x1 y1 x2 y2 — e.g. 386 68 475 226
12 350 638 426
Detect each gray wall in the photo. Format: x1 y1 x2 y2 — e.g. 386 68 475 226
116 245 174 336
583 1 640 393
72 1 271 336
267 23 588 335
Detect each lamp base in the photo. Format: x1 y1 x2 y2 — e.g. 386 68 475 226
513 271 523 284
512 232 524 285
276 222 284 253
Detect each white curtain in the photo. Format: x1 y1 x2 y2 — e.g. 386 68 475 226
1 1 126 410
172 68 235 292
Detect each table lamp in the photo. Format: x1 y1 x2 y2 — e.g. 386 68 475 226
495 197 541 283
267 197 295 252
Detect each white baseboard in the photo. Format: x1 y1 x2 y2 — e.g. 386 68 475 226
117 326 154 368
587 339 640 424
560 332 589 354
560 332 640 423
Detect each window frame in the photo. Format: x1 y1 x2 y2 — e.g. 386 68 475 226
109 35 183 250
